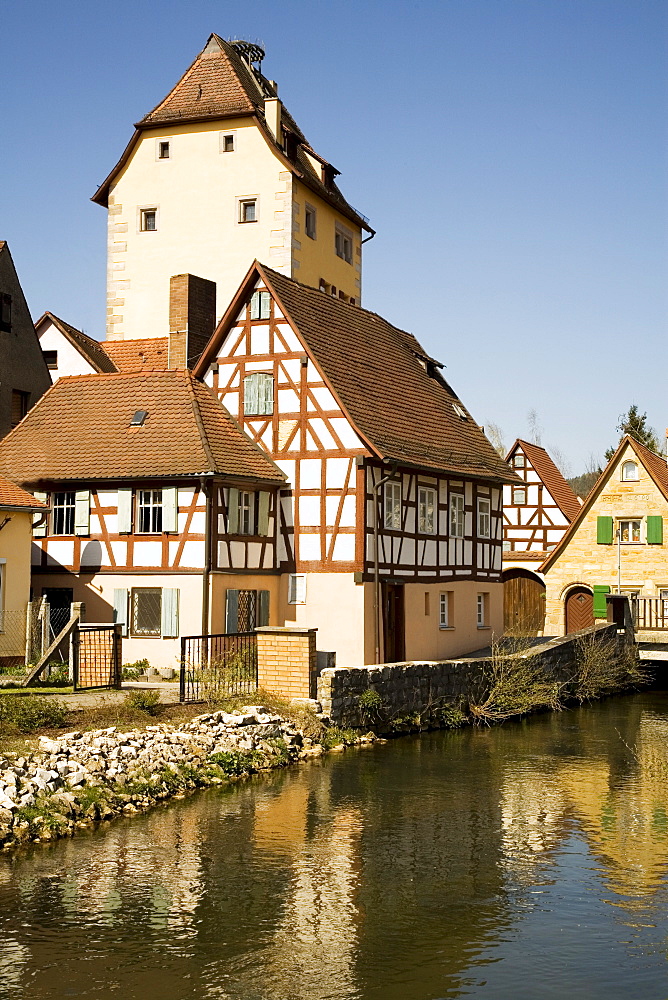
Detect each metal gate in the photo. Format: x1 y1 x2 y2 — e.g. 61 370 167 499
72 624 122 690
180 632 258 703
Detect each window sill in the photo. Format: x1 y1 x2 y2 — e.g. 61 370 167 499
477 625 491 630
238 220 258 224
439 626 455 631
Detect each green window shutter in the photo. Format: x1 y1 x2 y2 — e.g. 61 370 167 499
225 590 239 633
647 516 663 544
74 490 90 536
161 588 179 637
593 585 611 618
32 491 48 537
113 588 128 637
257 492 270 536
596 516 613 544
227 488 239 534
258 590 270 627
117 488 133 533
162 487 178 533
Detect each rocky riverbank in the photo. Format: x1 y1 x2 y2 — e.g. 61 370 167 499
0 706 373 851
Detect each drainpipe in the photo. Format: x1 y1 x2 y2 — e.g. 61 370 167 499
617 523 622 595
201 477 213 635
372 461 398 664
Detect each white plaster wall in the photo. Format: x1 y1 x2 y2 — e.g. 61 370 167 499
285 572 366 666
37 321 97 379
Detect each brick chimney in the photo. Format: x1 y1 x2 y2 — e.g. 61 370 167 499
168 274 216 370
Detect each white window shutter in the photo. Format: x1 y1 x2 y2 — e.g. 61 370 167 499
244 374 259 414
260 374 274 415
74 490 90 536
161 588 179 638
225 590 239 633
258 590 270 626
227 488 240 533
257 492 270 535
113 588 128 637
162 487 178 533
117 488 133 533
250 291 260 320
32 491 48 537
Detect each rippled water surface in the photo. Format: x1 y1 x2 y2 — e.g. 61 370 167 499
1 693 668 999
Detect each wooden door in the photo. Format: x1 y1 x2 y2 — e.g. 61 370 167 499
503 571 546 634
565 587 594 634
382 583 405 662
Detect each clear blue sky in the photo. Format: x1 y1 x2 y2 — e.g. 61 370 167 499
1 0 666 472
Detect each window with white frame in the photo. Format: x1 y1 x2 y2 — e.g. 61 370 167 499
239 198 257 223
288 574 306 604
220 132 235 153
250 290 271 320
477 497 491 538
137 490 163 533
512 487 526 504
439 592 453 628
619 519 641 543
243 372 274 415
157 140 170 159
384 481 402 530
239 491 255 535
140 208 157 232
52 492 75 535
334 224 353 263
305 204 316 239
477 593 488 627
621 461 638 481
449 494 465 538
418 487 436 533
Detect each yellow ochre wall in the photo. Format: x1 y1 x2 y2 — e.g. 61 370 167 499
543 442 668 634
0 510 34 663
106 121 363 341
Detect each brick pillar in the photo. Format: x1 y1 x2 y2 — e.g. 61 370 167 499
168 273 217 369
255 626 318 700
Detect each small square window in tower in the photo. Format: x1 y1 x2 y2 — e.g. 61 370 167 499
221 133 235 153
140 209 157 232
335 225 353 263
305 205 316 240
158 141 170 159
239 199 257 223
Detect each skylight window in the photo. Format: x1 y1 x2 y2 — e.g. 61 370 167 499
130 410 148 427
452 402 468 420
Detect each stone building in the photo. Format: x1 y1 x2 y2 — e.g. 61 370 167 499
0 242 51 439
541 436 668 634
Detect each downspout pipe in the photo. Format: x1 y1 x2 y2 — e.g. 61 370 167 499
373 461 398 664
201 477 213 635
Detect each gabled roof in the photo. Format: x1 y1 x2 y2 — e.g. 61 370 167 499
196 263 519 484
91 35 371 234
35 312 118 374
0 371 284 486
0 477 47 510
102 338 170 372
506 439 581 522
539 436 668 573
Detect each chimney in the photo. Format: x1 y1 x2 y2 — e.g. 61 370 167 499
264 97 281 141
168 274 217 370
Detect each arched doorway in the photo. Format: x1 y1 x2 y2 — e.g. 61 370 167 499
564 586 594 634
503 569 546 634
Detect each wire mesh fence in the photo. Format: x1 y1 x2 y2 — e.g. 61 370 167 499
180 632 258 703
0 609 31 675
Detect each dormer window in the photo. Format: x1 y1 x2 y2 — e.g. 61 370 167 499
284 132 298 159
621 460 638 482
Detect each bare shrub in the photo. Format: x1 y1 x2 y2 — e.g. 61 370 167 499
572 632 649 703
470 636 563 723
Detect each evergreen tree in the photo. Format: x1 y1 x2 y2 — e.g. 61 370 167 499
605 404 661 460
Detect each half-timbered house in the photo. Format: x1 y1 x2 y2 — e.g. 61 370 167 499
0 370 285 667
502 439 581 632
196 262 518 664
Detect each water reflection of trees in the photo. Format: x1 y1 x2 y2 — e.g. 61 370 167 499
0 695 666 998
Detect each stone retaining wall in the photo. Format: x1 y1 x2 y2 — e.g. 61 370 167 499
317 622 631 728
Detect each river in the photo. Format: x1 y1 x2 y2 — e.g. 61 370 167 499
0 692 667 999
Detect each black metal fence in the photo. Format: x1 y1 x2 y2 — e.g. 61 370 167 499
633 598 668 631
180 632 258 703
72 624 123 690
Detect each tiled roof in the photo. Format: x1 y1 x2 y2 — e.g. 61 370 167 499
91 35 371 233
507 439 581 522
102 338 170 372
539 436 668 573
199 263 519 484
0 477 47 510
36 312 118 374
0 371 284 485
